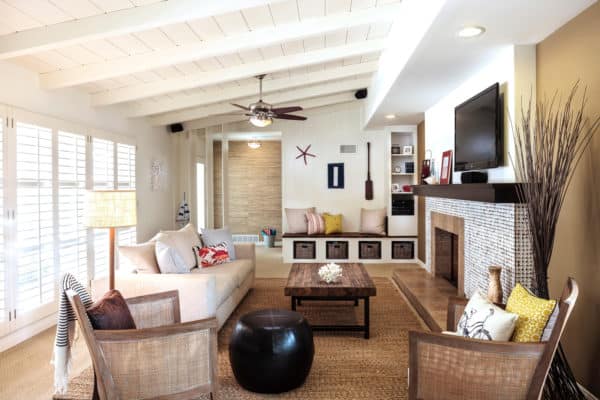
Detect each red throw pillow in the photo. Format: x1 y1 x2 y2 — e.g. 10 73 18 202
196 242 230 267
86 289 136 330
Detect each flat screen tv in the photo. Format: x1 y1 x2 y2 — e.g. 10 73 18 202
454 83 502 171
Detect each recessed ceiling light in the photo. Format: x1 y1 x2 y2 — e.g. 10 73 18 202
385 114 396 120
457 26 485 38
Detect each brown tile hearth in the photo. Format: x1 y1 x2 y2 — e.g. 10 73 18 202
430 212 464 297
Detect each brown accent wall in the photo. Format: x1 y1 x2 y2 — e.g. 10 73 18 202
227 141 282 238
417 120 426 262
213 140 223 228
536 2 600 394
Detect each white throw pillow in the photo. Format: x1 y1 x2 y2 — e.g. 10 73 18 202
456 291 519 341
360 208 386 235
156 223 201 269
285 207 315 233
155 240 189 274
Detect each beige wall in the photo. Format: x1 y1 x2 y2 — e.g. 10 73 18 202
213 140 282 238
536 2 600 395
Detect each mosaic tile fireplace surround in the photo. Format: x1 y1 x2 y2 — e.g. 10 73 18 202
425 197 534 302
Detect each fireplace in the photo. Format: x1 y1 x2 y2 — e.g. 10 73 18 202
430 212 465 296
435 228 459 287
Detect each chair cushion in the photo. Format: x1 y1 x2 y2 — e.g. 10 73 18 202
360 208 386 235
155 240 189 274
87 290 136 330
201 227 237 260
306 212 325 235
456 291 518 341
506 283 557 342
322 213 343 234
119 242 159 274
196 242 230 267
285 207 315 233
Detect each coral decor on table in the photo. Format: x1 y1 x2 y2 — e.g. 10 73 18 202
318 263 343 283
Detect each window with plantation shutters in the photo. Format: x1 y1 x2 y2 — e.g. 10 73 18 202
92 138 114 279
117 143 137 254
0 116 5 326
58 131 88 284
15 122 55 314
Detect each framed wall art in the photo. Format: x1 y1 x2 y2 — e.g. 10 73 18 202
328 163 345 189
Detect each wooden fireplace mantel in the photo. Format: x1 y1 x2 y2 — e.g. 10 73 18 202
411 183 524 203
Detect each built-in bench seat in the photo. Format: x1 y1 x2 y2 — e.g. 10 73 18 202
282 232 417 263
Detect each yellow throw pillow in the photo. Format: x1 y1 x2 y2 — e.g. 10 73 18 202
506 283 557 342
322 213 342 234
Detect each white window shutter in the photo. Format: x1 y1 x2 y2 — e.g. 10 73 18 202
116 143 136 271
58 131 88 284
15 122 55 313
0 116 5 323
92 138 114 279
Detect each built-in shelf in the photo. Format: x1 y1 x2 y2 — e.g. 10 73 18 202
392 191 413 195
391 154 414 157
392 173 413 176
412 183 524 203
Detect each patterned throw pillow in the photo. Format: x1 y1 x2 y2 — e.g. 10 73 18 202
195 242 230 268
506 283 557 342
306 212 325 235
457 291 519 341
322 213 342 234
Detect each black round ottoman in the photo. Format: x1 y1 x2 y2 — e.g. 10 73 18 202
229 309 314 393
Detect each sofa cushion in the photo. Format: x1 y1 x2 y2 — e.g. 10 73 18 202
506 283 557 342
192 259 253 288
201 227 237 260
119 242 159 274
457 290 518 341
156 223 201 269
155 240 189 274
196 242 230 267
191 269 236 307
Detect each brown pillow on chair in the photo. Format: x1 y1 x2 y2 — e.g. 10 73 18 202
86 290 137 330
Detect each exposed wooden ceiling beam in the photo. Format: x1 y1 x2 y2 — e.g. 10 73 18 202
185 92 358 130
150 77 371 125
40 4 400 89
91 40 385 106
0 0 285 60
128 62 378 117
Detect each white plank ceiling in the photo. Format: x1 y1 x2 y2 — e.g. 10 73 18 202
0 0 402 126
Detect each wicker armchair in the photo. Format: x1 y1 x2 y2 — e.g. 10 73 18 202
408 278 578 400
67 290 219 400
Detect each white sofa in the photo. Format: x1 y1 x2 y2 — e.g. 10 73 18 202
91 243 255 330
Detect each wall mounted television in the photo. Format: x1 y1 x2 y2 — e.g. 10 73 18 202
454 82 502 171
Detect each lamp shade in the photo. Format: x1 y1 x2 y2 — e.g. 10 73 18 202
84 190 137 228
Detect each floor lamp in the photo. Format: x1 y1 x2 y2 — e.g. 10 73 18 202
85 190 137 290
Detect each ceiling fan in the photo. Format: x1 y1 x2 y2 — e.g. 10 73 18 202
231 74 307 127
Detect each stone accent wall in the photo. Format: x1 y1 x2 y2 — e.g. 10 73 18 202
425 198 533 301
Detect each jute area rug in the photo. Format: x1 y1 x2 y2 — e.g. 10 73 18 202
56 277 424 399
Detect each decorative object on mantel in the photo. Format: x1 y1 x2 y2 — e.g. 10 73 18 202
296 145 315 165
365 142 374 200
423 175 438 185
487 266 503 304
439 150 453 184
512 81 600 399
327 163 344 189
318 263 343 283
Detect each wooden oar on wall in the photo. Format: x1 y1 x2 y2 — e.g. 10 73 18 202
365 142 373 200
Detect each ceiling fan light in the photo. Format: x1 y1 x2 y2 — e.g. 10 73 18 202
249 114 272 127
248 139 261 149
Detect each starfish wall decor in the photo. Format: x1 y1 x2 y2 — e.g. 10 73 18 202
296 145 315 165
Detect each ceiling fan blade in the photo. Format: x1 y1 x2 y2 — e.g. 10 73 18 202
231 103 250 110
271 106 303 114
273 114 307 120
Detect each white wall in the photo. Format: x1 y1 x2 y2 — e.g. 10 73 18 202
424 45 536 183
0 61 174 240
217 101 388 232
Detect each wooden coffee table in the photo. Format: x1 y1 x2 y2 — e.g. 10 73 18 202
284 263 377 339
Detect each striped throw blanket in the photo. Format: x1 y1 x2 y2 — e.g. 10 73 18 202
52 273 93 394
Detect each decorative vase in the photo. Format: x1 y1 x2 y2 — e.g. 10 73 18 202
487 266 503 303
